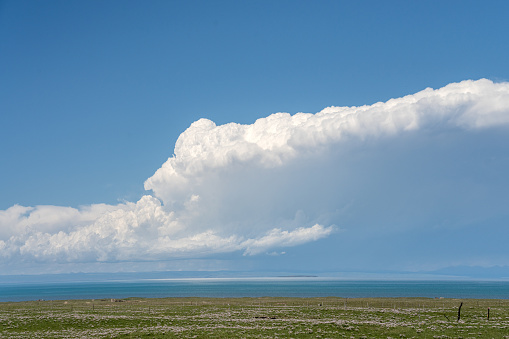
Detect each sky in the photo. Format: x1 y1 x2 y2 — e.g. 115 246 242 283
1 0 509 278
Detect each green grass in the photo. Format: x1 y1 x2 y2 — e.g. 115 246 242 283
1 297 508 338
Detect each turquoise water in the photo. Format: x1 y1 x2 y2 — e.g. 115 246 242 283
1 279 508 302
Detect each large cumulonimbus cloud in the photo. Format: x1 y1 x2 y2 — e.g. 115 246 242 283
145 79 509 204
1 79 508 267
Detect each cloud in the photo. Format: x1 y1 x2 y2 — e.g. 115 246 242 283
241 224 334 256
144 79 509 206
1 79 508 270
0 203 121 240
0 195 333 263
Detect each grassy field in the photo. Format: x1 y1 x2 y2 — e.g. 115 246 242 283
1 297 508 338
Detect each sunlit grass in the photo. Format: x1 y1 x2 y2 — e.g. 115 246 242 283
1 297 508 338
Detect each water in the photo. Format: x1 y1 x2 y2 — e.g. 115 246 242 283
1 279 508 302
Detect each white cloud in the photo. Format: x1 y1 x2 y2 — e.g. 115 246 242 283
1 79 508 269
0 203 121 240
241 224 334 256
1 195 330 263
144 79 509 205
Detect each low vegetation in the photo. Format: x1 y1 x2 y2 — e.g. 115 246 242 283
1 297 508 338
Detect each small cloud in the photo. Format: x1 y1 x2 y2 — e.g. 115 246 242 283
241 224 335 256
267 251 286 256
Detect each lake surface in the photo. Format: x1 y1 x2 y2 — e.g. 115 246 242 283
1 279 508 302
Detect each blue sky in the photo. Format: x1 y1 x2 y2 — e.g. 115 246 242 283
1 0 509 278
